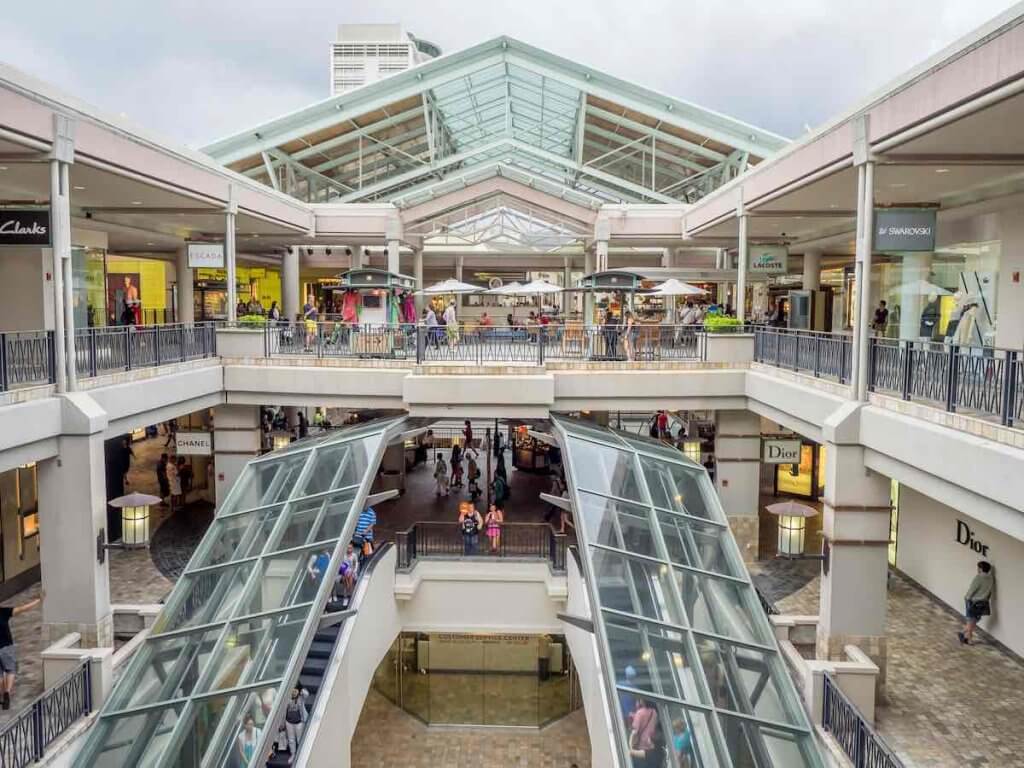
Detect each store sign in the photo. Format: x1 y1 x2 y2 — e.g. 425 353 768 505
956 519 991 557
874 209 936 252
188 242 224 269
763 439 802 464
175 431 212 456
748 245 788 274
0 208 51 246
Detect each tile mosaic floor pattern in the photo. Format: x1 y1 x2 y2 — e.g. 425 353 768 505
751 560 1024 768
350 689 591 768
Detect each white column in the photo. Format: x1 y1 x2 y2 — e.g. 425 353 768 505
283 246 300 322
50 159 73 392
213 404 261 509
853 161 875 401
584 248 595 325
562 256 571 314
413 248 424 316
803 249 822 291
387 239 401 275
37 393 111 646
714 410 761 563
736 216 748 322
455 254 465 309
898 252 933 341
596 239 609 273
818 440 891 698
225 201 238 322
176 244 194 324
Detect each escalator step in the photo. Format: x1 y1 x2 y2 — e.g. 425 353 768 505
302 657 329 675
298 674 321 693
308 641 335 658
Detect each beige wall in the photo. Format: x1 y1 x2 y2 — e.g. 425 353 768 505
0 465 40 584
0 249 52 331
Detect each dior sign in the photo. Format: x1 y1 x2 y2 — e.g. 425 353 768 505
0 209 51 246
956 519 990 557
763 438 802 464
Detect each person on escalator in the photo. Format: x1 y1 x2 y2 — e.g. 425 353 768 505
283 686 309 762
236 714 263 765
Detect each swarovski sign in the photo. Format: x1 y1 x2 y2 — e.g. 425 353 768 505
763 438 802 464
874 208 936 252
0 209 51 246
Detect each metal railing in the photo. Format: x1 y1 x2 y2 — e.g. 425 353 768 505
869 338 1024 428
395 521 567 571
822 672 903 768
0 330 55 392
265 322 707 364
0 660 92 768
754 584 780 616
753 327 853 383
74 323 217 377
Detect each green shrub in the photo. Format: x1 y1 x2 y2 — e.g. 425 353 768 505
703 313 742 333
238 314 267 327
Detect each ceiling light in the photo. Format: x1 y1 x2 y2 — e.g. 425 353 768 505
0 166 7 171
251 234 260 238
146 242 154 246
131 201 143 205
73 185 86 191
889 183 907 188
935 168 950 174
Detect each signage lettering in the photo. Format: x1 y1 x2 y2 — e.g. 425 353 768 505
0 209 51 246
175 431 212 456
873 209 937 252
747 246 788 274
955 519 990 557
188 242 225 269
763 438 802 464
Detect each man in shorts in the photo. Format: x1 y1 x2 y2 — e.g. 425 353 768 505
0 590 43 709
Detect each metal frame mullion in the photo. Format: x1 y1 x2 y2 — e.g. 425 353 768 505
147 601 316 643
590 542 748 585
577 486 728 530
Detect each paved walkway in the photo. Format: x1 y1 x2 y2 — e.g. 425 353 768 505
350 689 591 768
751 560 1024 767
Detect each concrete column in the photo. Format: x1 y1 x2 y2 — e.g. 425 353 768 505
562 256 571 314
455 255 465 309
596 239 609 273
37 393 112 646
584 248 595 325
387 239 401 276
714 410 761 563
817 438 891 699
225 205 238 322
213 404 261 509
898 252 934 341
737 215 748 322
413 248 424 316
49 159 71 392
176 244 194 324
803 249 822 291
852 154 875 400
283 247 300 322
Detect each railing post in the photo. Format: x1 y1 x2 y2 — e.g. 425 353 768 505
945 344 959 413
83 658 93 713
89 328 97 377
867 337 876 392
154 325 161 366
125 327 132 371
774 330 781 366
416 325 424 365
1001 350 1018 427
813 334 821 377
32 698 44 759
47 330 56 385
901 341 913 401
0 332 7 393
538 328 545 366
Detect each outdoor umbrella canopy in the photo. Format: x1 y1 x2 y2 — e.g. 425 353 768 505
764 500 819 518
889 280 952 296
516 279 563 295
484 281 522 295
108 492 163 507
417 278 483 295
647 279 708 296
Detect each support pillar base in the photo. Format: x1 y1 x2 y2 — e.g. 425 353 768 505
817 630 887 702
43 613 114 648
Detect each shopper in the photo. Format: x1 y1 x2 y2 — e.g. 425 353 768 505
434 453 450 497
459 502 483 555
236 714 263 764
629 699 661 767
492 469 509 511
283 686 309 759
297 411 309 439
176 457 193 496
443 300 459 345
657 410 669 439
623 311 637 361
463 420 474 448
268 301 281 321
353 506 377 564
872 300 889 333
338 543 359 606
425 306 440 349
484 504 504 554
167 457 181 511
164 418 178 448
466 449 482 501
0 591 42 709
959 560 995 645
156 453 170 505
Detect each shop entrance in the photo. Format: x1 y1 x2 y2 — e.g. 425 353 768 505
371 632 580 727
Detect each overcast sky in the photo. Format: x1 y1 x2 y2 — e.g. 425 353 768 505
1 0 1019 149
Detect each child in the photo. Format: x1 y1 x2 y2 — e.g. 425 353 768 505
485 504 504 554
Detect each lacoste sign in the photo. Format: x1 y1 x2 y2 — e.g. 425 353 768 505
747 245 788 274
0 209 51 246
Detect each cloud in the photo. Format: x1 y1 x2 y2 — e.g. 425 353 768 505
1 0 1019 147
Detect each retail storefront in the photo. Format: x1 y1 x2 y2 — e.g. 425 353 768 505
195 264 282 320
895 486 1024 656
0 463 40 601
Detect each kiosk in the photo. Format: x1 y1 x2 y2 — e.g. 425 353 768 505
320 268 418 356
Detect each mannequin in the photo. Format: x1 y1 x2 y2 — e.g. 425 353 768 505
955 303 978 346
919 293 940 340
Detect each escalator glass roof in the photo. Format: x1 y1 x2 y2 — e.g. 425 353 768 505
551 415 824 768
75 417 405 768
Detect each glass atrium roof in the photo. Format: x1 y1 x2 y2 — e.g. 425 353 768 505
76 417 405 768
550 415 824 768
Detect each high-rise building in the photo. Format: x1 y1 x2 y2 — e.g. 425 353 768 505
330 23 441 95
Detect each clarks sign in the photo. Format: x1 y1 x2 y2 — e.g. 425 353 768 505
0 209 51 246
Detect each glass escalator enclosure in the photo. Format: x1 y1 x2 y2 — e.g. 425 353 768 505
75 417 406 768
551 415 825 768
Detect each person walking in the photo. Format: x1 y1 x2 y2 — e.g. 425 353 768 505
443 300 459 346
463 420 474 448
167 457 182 511
156 453 170 506
352 506 377 565
872 300 889 334
164 418 178 448
268 300 281 321
484 504 504 554
434 453 450 497
459 502 483 555
623 310 637 361
0 591 42 709
283 686 309 761
959 560 995 645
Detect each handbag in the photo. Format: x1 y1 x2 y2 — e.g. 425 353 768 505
972 599 991 617
362 540 374 557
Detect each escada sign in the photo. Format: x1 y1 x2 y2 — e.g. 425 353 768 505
0 209 51 246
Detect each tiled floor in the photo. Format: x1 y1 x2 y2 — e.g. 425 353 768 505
751 559 1024 767
350 689 592 768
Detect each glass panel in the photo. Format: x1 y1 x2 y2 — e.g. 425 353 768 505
296 435 381 497
428 635 484 724
219 453 308 516
661 703 726 768
189 505 284 571
538 636 570 725
717 712 818 768
602 611 706 708
154 562 254 635
619 434 691 464
578 492 658 558
230 545 331 618
201 609 308 693
263 488 358 554
107 627 221 711
590 548 683 625
399 633 429 722
695 637 804 727
558 418 627 445
482 635 538 726
674 569 770 645
87 706 182 768
657 511 742 579
640 455 720 522
566 437 643 501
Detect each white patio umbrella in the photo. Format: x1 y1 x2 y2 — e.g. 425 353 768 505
516 279 564 295
417 278 483 295
484 281 522 295
647 279 708 296
889 280 952 296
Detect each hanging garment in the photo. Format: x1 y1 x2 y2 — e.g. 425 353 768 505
403 293 417 323
341 290 359 323
389 293 400 325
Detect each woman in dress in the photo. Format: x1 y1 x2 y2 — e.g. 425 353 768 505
484 504 504 554
434 453 450 497
167 457 182 511
623 311 637 361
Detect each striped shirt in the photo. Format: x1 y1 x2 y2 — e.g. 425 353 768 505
354 507 377 541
